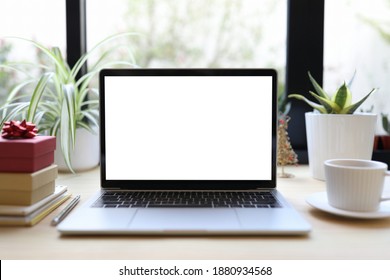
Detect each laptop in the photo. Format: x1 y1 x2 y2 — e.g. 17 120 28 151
57 68 311 235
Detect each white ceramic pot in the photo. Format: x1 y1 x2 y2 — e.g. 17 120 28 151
54 127 100 172
305 112 377 180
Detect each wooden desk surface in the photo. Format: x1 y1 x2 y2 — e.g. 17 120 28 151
1 165 390 260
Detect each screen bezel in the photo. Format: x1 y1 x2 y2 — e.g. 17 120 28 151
99 68 277 190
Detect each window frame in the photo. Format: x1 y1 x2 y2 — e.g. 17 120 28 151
66 0 87 79
285 0 324 163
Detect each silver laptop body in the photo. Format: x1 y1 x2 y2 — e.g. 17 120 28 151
58 68 311 235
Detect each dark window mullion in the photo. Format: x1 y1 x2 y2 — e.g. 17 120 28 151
286 0 325 163
66 0 87 77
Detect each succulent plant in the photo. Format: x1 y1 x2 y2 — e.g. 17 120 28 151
288 72 376 114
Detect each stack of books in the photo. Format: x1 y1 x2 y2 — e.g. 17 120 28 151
0 135 70 226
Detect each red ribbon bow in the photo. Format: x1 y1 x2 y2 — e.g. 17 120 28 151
1 120 38 139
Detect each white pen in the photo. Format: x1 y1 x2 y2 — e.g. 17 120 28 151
51 195 80 226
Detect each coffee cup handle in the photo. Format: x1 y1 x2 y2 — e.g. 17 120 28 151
381 171 390 202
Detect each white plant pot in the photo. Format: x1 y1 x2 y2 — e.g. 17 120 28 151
54 128 100 172
305 112 377 180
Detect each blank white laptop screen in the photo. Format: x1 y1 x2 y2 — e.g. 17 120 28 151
104 75 273 181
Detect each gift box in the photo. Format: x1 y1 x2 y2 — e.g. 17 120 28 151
0 165 58 205
0 136 56 172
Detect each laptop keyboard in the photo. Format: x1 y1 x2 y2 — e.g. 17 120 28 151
91 191 282 208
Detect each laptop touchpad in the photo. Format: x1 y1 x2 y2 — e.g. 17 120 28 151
129 209 240 231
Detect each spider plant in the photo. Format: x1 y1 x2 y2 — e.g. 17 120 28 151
288 72 376 114
0 33 137 172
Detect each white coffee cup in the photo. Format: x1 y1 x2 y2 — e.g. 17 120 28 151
324 159 390 212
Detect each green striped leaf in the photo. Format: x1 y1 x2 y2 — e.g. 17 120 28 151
309 91 340 113
332 82 352 109
288 94 327 113
340 88 376 114
59 84 77 173
1 103 30 128
308 72 329 99
26 73 53 123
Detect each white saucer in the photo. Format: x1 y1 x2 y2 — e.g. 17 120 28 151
306 192 390 219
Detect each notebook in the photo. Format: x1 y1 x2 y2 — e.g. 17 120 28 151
57 68 311 235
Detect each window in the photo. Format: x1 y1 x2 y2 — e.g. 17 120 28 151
1 0 330 162
324 0 390 129
86 0 286 76
0 0 66 59
0 0 66 103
